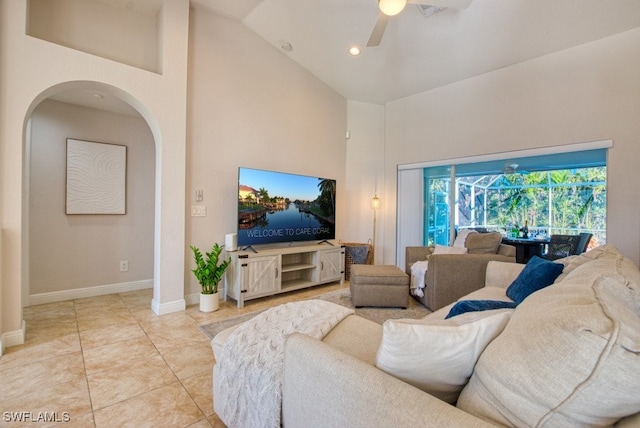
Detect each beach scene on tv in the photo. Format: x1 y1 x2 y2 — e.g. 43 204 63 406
238 168 336 246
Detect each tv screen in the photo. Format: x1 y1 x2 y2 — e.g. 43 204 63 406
237 167 336 247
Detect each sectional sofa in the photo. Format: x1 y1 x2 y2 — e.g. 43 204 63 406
214 245 640 427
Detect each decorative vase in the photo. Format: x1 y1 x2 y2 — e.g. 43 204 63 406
200 292 220 312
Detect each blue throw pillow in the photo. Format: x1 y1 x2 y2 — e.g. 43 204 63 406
506 255 564 304
445 300 518 319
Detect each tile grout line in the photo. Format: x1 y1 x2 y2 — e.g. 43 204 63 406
74 297 98 427
91 292 209 426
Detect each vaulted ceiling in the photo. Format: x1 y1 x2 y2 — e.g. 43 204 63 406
193 0 640 104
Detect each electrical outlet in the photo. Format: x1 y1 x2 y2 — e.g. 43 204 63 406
120 260 129 272
191 205 206 217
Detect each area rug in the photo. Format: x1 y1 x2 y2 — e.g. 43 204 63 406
317 288 431 325
199 310 266 339
199 288 431 339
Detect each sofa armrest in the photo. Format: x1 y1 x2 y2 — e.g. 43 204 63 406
405 246 434 274
485 261 525 289
497 243 516 258
424 253 515 311
282 333 494 428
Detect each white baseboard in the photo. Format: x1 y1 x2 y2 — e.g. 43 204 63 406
29 280 153 306
0 320 26 356
184 293 200 306
151 297 186 315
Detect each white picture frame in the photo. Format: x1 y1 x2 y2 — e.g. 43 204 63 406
66 139 127 215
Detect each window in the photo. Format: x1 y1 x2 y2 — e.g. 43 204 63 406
423 149 607 247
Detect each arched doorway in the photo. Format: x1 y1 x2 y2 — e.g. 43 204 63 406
23 81 161 310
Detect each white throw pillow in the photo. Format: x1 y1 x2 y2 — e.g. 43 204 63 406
375 309 512 404
432 244 468 255
453 229 477 248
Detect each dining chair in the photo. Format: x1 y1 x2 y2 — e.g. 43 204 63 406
544 234 583 260
577 232 593 254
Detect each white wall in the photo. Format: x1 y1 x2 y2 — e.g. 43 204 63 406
29 100 155 298
185 8 347 298
345 101 386 263
380 28 640 265
0 0 189 350
28 0 161 72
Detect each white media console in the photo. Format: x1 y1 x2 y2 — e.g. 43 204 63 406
224 242 345 308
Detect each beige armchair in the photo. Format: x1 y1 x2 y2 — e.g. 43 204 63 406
405 234 516 311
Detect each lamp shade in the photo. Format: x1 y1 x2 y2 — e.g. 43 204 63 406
378 0 407 16
371 194 381 209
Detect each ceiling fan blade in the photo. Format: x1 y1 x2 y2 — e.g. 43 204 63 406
367 13 389 47
407 0 472 9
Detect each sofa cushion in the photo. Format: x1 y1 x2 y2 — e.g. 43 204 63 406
457 253 640 426
429 286 515 320
465 232 502 254
505 255 564 304
555 244 628 283
322 314 383 366
445 300 518 318
375 309 512 404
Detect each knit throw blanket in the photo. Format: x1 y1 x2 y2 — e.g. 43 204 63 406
214 300 354 428
410 260 429 297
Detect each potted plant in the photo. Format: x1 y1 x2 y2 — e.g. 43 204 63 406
190 243 231 312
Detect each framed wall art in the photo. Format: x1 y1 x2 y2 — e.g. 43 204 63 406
66 139 127 215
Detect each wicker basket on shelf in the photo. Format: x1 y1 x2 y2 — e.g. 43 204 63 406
341 240 374 280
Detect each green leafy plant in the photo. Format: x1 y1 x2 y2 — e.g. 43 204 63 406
190 243 231 295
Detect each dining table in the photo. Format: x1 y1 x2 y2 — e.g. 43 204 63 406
501 237 551 264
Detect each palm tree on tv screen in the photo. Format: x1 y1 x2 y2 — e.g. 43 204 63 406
317 178 336 218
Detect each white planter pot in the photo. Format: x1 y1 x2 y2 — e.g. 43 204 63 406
200 292 220 312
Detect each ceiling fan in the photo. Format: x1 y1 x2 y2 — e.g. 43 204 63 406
367 0 473 47
503 163 530 174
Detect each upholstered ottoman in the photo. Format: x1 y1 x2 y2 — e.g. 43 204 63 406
350 265 409 308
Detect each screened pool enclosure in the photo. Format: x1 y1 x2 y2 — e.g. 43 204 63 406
423 149 607 247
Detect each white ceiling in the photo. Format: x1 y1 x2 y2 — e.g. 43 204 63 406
49 0 640 113
195 0 640 104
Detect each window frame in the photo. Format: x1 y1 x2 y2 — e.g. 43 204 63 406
396 140 612 267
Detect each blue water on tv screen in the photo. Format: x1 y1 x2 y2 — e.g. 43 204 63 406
237 167 336 247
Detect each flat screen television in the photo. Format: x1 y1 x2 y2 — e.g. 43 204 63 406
237 167 336 248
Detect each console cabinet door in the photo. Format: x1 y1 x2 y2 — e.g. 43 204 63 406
318 249 344 282
242 255 280 298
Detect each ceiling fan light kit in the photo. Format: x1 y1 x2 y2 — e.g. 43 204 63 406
378 0 407 16
368 0 473 47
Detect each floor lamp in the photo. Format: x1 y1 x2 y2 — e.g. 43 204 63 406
371 194 381 258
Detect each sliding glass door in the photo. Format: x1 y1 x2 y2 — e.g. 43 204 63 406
423 149 607 246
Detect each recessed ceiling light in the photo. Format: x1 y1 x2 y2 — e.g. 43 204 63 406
349 46 361 56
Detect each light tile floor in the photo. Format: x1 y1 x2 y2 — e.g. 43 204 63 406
0 282 347 427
